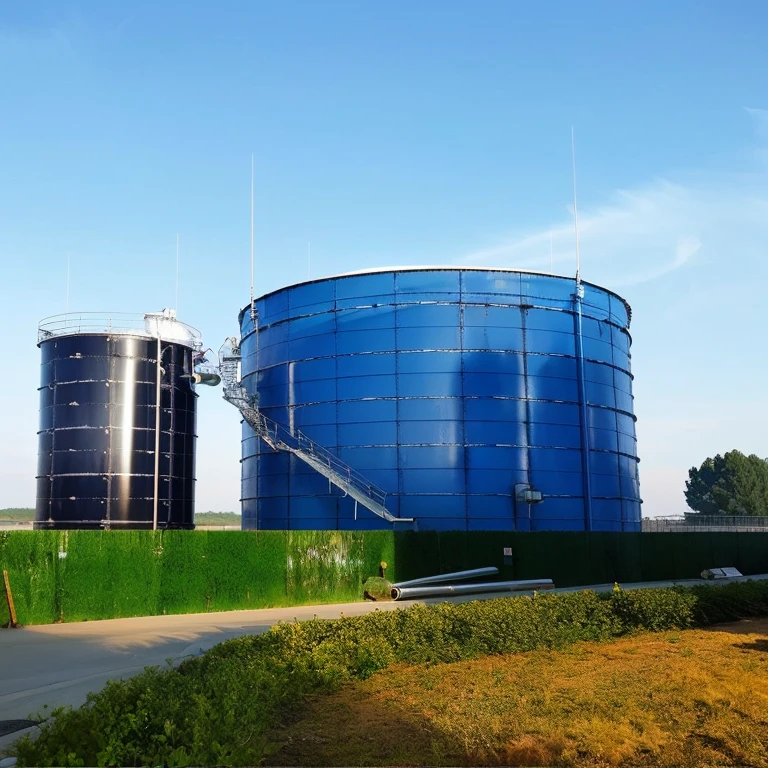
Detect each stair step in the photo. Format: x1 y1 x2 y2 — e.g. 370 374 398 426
222 388 412 524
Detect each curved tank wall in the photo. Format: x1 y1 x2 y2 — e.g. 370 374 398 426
239 268 641 532
36 318 199 530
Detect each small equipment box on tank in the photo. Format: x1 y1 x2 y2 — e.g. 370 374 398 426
35 310 220 530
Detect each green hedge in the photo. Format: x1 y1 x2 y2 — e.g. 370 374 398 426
12 580 768 767
0 531 59 625
0 530 394 626
1 529 766 626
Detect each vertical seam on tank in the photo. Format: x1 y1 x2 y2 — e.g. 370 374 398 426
240 317 247 527
609 321 622 531
521 297 531 532
168 347 175 528
285 319 292 530
254 314 260 529
459 273 469 532
255 311 264 530
191 347 198 530
333 282 340 531
242 315 255 529
394 276 403 525
48 347 56 523
106 336 114 526
573 293 593 531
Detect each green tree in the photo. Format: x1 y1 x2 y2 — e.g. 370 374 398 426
685 450 768 516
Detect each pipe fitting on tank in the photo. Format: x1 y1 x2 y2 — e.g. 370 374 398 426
193 371 222 387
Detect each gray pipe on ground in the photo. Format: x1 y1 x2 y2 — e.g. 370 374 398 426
391 578 554 601
392 567 500 589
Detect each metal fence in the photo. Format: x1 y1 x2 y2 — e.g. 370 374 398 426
642 515 768 533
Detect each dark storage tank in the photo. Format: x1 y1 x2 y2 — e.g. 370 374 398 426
36 311 201 530
239 268 641 532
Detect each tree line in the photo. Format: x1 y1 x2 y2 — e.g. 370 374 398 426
685 450 768 516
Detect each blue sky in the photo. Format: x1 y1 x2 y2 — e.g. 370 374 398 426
1 1 767 516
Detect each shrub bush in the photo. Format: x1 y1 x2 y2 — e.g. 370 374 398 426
12 580 768 767
688 578 768 625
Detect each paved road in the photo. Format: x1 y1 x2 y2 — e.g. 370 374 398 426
0 600 412 754
1 573 765 753
0 600 408 744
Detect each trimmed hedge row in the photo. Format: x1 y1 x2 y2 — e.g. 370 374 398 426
12 580 768 767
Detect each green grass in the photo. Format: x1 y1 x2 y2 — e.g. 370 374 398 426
0 508 34 522
269 621 768 767
194 511 241 526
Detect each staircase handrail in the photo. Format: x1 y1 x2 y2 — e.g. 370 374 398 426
219 349 410 523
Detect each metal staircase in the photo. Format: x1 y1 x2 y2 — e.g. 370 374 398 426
219 339 412 524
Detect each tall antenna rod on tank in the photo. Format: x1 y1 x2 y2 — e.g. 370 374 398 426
571 125 581 285
250 153 256 321
175 233 180 313
570 124 593 530
65 253 70 315
549 226 554 274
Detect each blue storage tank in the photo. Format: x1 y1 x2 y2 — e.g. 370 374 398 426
239 268 641 531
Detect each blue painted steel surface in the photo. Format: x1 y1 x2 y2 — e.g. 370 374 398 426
239 268 641 532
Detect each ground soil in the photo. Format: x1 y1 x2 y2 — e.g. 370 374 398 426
265 619 768 767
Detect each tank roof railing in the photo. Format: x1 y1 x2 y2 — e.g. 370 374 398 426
38 311 203 349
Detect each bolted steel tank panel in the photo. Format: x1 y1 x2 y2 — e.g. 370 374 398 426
239 268 641 532
35 314 200 529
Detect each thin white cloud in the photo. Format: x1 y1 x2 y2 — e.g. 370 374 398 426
611 236 701 287
0 27 71 59
460 180 708 287
461 108 768 290
745 107 768 139
116 15 135 34
0 10 90 62
459 174 768 289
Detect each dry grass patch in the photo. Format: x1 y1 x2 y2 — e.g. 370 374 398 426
267 619 768 767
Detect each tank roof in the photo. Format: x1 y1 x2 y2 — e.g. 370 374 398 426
242 266 632 326
37 310 202 349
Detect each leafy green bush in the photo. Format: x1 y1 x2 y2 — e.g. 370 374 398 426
609 583 699 632
13 579 768 767
688 578 768 625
